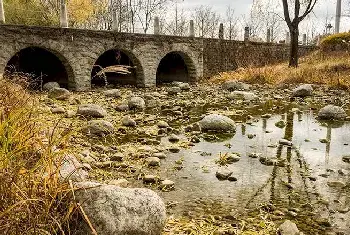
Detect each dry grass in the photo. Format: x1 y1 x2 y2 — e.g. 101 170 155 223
0 75 77 234
211 51 350 89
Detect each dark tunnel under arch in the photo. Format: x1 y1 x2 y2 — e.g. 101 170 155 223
91 49 143 87
156 51 196 85
4 46 74 89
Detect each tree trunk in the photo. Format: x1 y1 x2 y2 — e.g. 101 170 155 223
289 25 299 67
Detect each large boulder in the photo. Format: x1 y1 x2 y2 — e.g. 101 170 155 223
199 114 236 133
43 82 60 91
83 120 114 136
222 81 250 91
292 84 313 97
77 104 107 118
128 96 146 110
48 88 70 100
318 105 347 120
278 220 299 235
75 182 166 235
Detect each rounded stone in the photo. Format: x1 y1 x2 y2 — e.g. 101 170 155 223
77 104 107 118
48 88 70 100
43 82 60 91
83 120 114 136
318 105 347 120
128 96 146 110
145 157 160 167
199 114 236 133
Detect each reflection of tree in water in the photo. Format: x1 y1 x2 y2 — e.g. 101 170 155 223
246 111 319 230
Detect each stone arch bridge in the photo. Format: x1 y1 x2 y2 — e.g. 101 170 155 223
0 24 315 91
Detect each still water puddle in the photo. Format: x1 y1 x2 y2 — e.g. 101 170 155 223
160 110 350 232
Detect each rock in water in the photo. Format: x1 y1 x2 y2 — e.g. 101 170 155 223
83 120 114 136
128 96 146 110
278 220 299 235
43 82 60 91
318 105 347 120
77 104 107 118
216 168 233 180
199 114 236 133
342 155 350 163
292 84 313 97
75 182 166 235
48 88 70 100
103 89 121 98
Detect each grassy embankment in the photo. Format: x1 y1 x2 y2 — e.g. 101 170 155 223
0 76 77 234
212 32 350 89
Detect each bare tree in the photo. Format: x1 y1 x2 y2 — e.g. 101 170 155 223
193 5 220 38
225 6 238 40
164 9 188 36
136 0 169 33
281 0 318 67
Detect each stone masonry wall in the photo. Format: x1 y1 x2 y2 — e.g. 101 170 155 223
0 24 316 90
202 38 316 78
0 25 203 90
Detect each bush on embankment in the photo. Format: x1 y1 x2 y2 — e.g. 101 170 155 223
320 32 350 52
0 75 76 234
212 50 350 89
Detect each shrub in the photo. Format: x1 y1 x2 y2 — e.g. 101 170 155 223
0 76 76 234
320 32 350 52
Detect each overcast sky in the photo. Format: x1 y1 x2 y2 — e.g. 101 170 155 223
171 0 350 40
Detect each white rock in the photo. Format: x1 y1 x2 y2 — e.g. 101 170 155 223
318 105 347 120
199 114 236 133
292 84 313 97
75 182 166 235
43 82 60 91
77 104 107 118
83 120 114 136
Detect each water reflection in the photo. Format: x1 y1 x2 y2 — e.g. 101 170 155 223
160 110 350 232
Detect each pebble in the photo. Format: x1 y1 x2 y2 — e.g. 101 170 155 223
327 181 346 188
51 107 65 114
145 157 160 167
143 175 157 183
110 153 124 161
153 152 167 159
216 168 233 180
160 180 175 189
157 121 169 128
342 155 350 163
169 134 180 142
168 146 181 153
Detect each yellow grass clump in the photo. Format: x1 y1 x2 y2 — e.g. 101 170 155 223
0 75 77 234
212 52 350 89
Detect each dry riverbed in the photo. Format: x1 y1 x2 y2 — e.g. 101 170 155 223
39 81 350 235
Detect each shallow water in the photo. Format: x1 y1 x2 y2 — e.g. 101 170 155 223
160 110 350 233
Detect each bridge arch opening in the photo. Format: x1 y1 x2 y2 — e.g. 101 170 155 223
156 51 196 85
4 47 74 89
91 49 142 87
